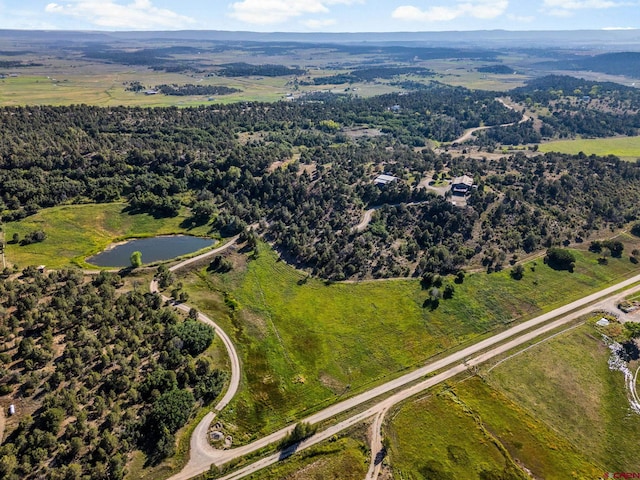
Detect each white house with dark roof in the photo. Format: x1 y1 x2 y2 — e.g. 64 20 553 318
451 175 474 195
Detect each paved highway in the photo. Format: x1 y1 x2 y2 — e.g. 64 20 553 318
172 271 640 480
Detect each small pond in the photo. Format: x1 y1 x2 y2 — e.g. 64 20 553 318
87 235 215 267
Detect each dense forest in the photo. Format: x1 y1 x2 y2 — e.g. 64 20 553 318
477 64 515 74
1 77 639 279
75 41 498 72
154 84 241 96
80 45 207 73
0 269 225 479
471 75 640 147
536 52 640 79
216 63 305 77
299 66 435 85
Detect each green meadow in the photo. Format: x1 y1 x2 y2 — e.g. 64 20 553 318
386 319 640 478
539 136 640 161
0 74 293 106
6 203 640 451
181 241 640 441
386 375 603 479
0 72 396 107
3 203 213 269
485 322 640 471
242 436 368 480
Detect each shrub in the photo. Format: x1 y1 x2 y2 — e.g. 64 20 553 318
510 264 525 280
148 389 195 434
175 320 215 356
194 370 226 402
19 230 46 246
443 283 455 299
279 422 317 449
545 247 576 271
589 241 602 253
130 251 142 268
602 240 624 258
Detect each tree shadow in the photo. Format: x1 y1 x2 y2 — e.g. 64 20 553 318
179 216 209 230
621 341 640 362
374 447 387 465
278 441 301 461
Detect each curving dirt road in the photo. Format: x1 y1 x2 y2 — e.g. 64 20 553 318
167 235 241 277
352 206 383 233
352 201 429 233
149 236 243 480
452 98 530 144
151 234 242 412
173 272 640 480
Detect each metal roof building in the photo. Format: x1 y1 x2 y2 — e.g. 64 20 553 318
374 174 398 186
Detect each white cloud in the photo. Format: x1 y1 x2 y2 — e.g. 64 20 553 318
543 0 623 8
303 18 338 29
228 0 363 25
507 13 535 22
392 0 508 23
543 0 634 17
44 0 195 29
547 8 574 16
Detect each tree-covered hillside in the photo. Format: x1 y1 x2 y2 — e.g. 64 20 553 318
0 269 225 479
1 79 639 279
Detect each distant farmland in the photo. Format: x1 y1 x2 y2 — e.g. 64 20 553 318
539 136 640 161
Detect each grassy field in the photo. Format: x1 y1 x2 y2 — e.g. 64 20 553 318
180 239 640 442
539 136 640 161
386 385 529 480
239 435 368 480
0 59 520 107
426 59 529 91
386 376 603 479
0 71 396 107
485 322 640 471
3 203 213 269
626 291 640 302
0 73 292 106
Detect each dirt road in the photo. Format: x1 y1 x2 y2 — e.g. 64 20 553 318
352 201 429 233
352 206 381 233
172 272 640 480
151 234 241 410
0 406 4 444
452 98 529 144
150 235 243 480
365 409 387 480
168 234 241 275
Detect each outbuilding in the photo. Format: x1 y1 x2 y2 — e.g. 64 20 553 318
374 174 398 186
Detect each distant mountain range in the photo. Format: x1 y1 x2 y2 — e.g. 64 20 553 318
536 52 640 78
0 29 639 49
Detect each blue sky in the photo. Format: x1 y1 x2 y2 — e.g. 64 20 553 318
0 0 638 31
